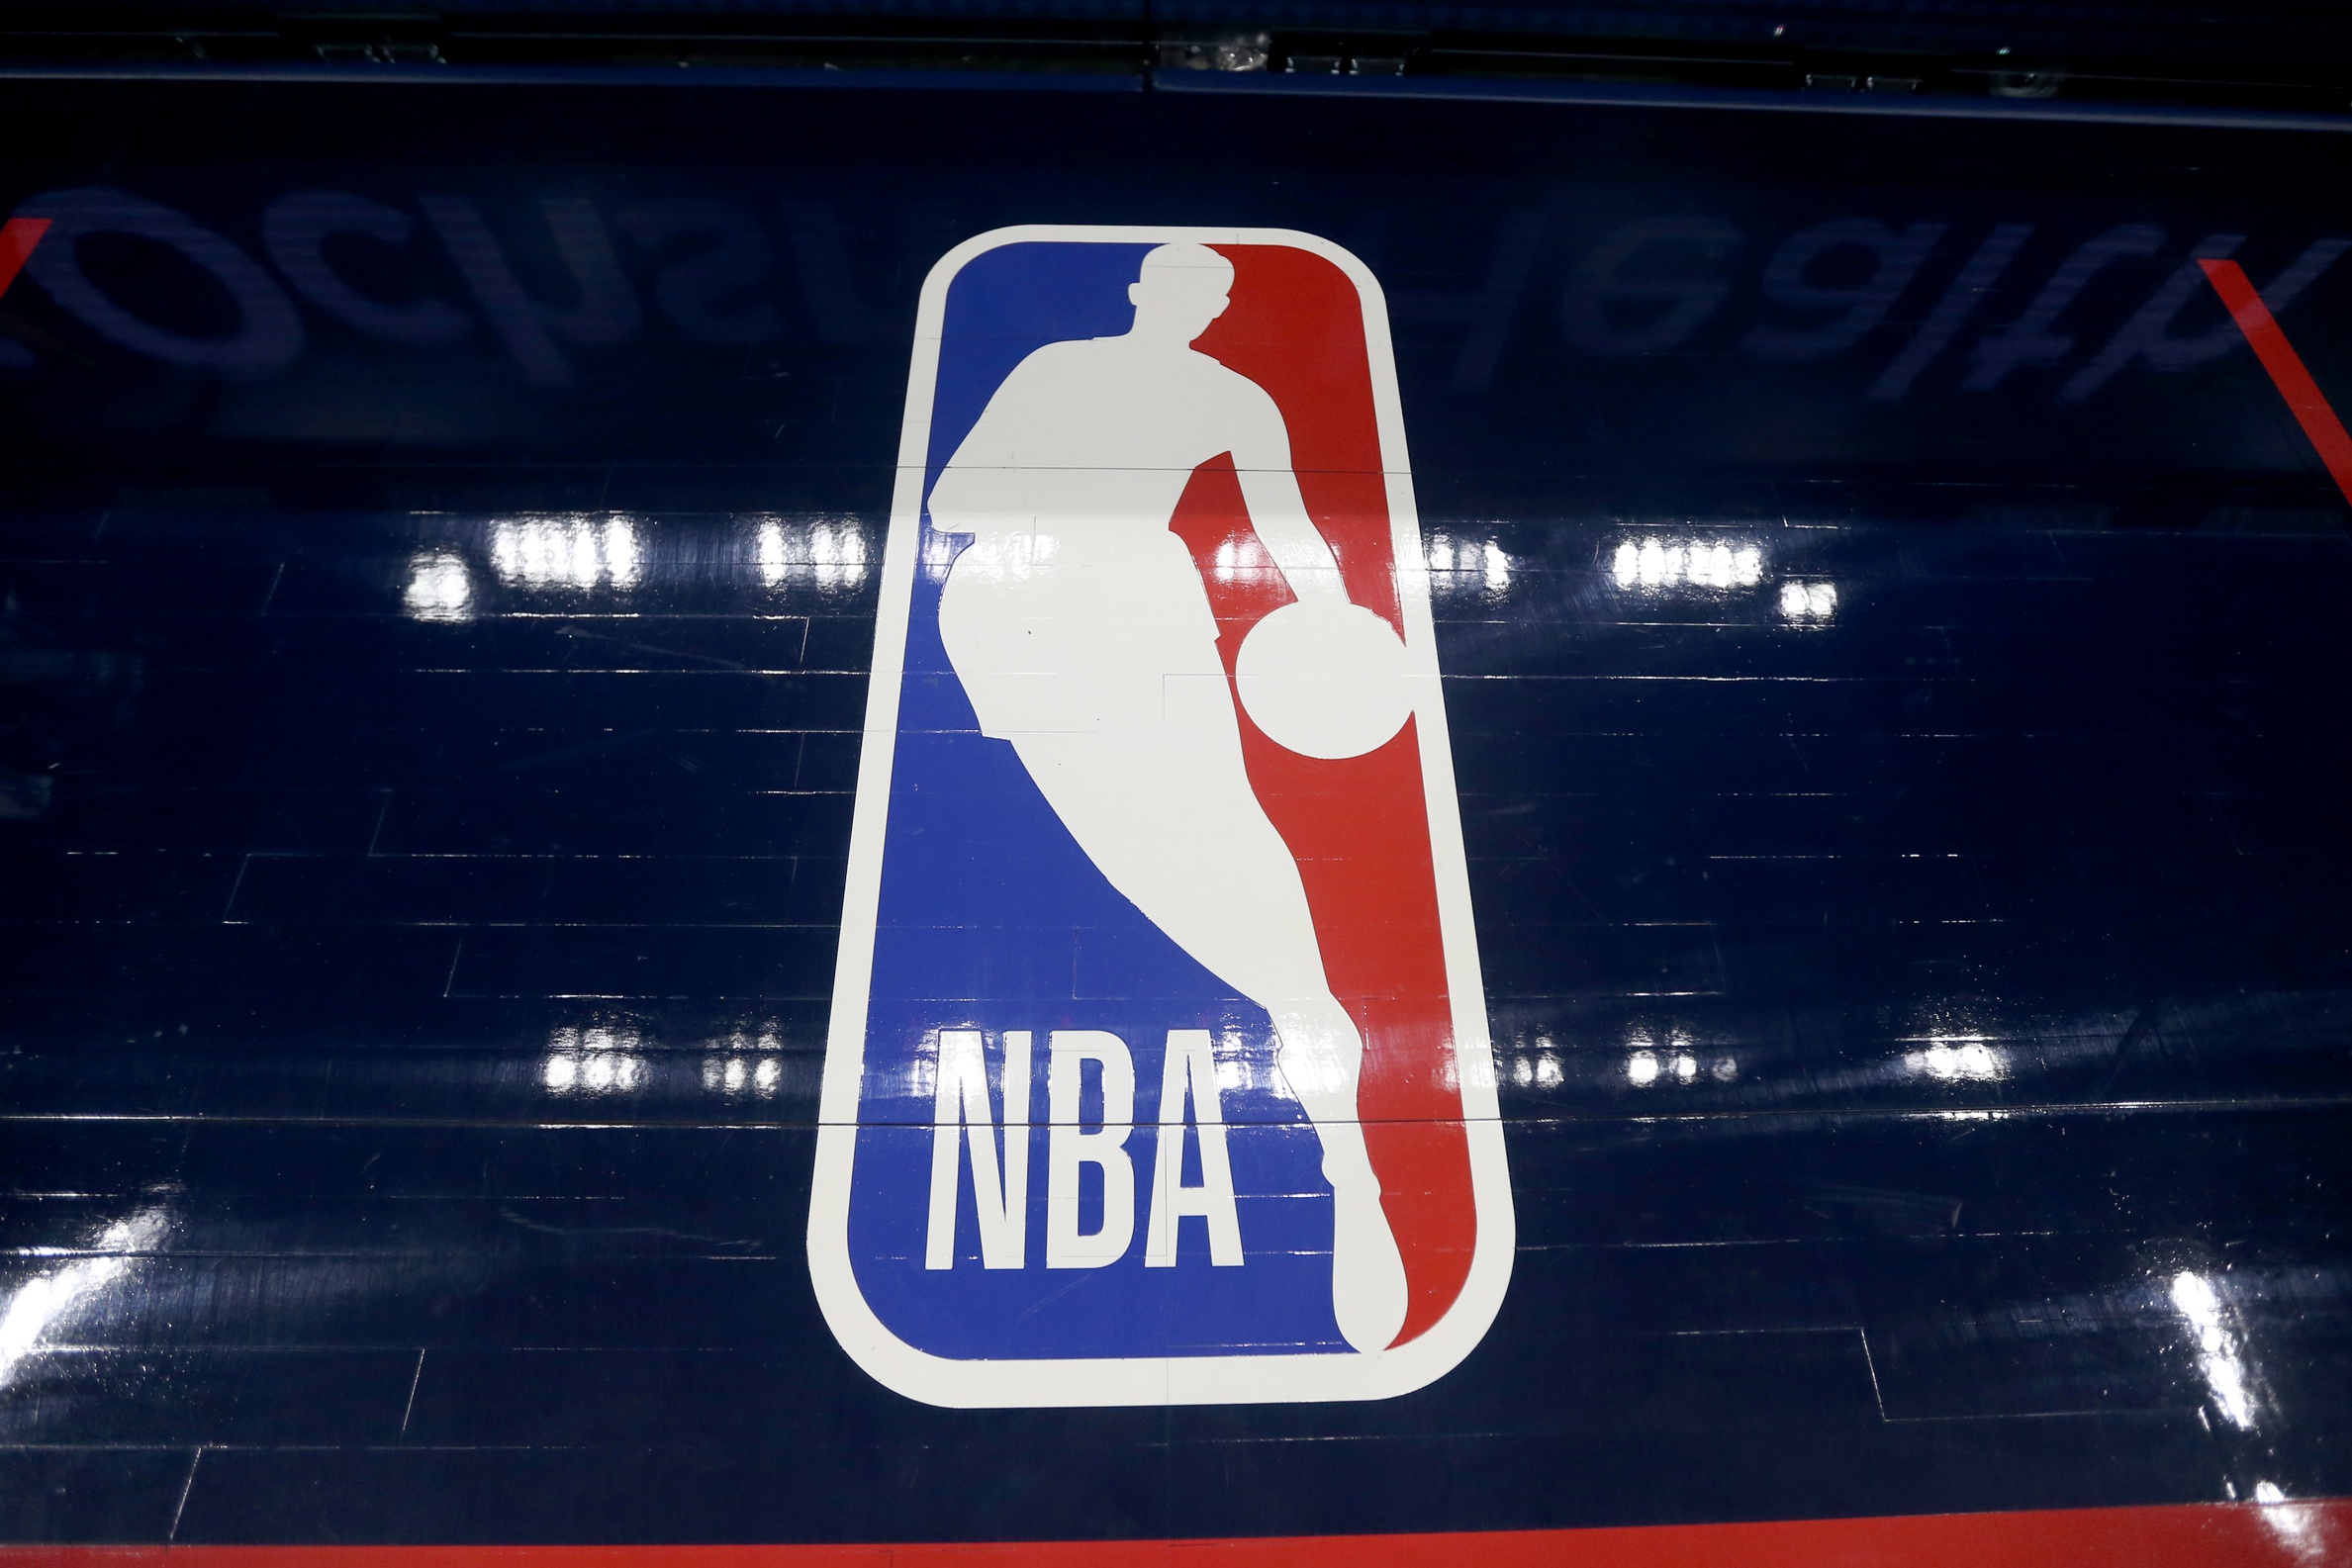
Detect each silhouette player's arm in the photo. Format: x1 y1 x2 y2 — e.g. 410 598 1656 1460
1225 379 1348 605
926 381 1028 535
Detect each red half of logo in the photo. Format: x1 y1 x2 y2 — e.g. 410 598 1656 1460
1172 242 1470 1346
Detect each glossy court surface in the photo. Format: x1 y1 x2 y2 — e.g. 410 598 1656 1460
2 71 2351 1561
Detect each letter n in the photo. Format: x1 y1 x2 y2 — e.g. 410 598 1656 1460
924 1030 1031 1269
1144 1030 1244 1267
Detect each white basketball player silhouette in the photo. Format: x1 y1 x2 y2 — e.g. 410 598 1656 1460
927 242 1411 1353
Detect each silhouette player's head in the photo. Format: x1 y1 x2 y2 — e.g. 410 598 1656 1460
1127 243 1234 344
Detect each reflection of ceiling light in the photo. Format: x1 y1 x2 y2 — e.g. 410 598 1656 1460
757 516 870 589
543 1052 644 1093
402 551 472 622
1207 533 1279 586
703 1054 784 1098
542 1024 647 1096
1506 1052 1565 1088
2171 1270 2256 1430
1612 537 1763 592
1427 534 1512 594
1911 1040 2006 1081
1779 581 1837 620
2248 1479 2324 1556
1624 1028 1723 1089
0 1208 170 1388
490 515 640 591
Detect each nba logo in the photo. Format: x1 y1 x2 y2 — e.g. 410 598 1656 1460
808 226 1512 1407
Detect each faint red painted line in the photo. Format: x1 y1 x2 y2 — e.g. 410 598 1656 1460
0 1501 2347 1567
0 215 49 299
2202 256 2352 509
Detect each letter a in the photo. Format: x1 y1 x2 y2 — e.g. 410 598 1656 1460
1145 1030 1244 1267
1045 1031 1137 1268
924 1030 1031 1269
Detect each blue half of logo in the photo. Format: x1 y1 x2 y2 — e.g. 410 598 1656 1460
850 240 1344 1359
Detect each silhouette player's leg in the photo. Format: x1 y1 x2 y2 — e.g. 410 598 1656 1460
1005 663 1410 1353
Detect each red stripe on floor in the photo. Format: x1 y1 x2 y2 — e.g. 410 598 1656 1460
0 216 49 299
2 1500 2346 1567
2202 255 2352 508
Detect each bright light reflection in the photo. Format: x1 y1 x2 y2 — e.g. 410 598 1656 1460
2248 1480 2329 1561
542 1025 646 1096
2171 1270 2256 1430
1426 534 1512 594
605 519 639 585
703 1030 787 1099
756 516 870 589
402 551 473 622
490 515 641 592
1779 581 1837 621
1612 536 1763 593
1910 1039 2007 1082
0 1207 170 1388
1625 1027 1723 1088
703 1055 783 1098
1207 534 1280 585
1215 1032 1287 1095
1508 1052 1565 1089
2238 1476 2332 1560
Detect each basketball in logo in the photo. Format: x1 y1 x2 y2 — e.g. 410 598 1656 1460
808 227 1512 1407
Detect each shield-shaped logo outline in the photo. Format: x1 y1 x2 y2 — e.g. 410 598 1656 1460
807 224 1514 1408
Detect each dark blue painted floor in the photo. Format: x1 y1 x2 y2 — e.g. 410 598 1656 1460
8 504 2350 1541
1 75 2350 1547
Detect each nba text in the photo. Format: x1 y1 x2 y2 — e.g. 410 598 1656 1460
926 1029 1244 1272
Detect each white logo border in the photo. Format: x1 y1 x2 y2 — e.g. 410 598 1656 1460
805 224 1515 1408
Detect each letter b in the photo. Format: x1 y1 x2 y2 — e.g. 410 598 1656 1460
1045 1031 1136 1268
